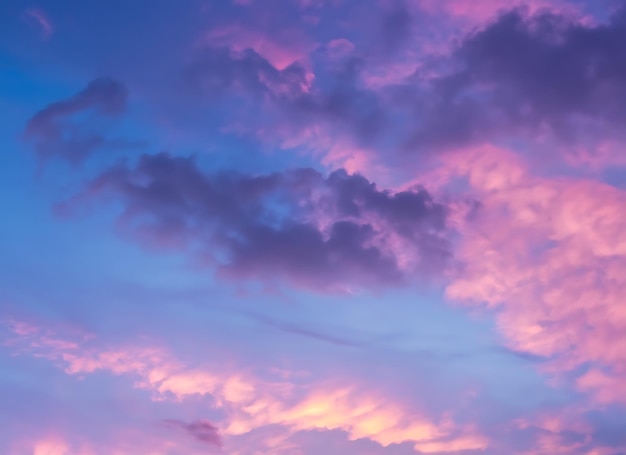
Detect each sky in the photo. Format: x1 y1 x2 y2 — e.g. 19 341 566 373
2 0 626 454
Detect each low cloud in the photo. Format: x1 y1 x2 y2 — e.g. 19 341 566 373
61 152 450 291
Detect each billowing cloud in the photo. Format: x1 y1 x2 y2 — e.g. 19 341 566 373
436 145 626 408
405 5 626 155
181 5 626 168
8 1 626 454
60 152 450 291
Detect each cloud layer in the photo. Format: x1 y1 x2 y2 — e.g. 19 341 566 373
61 151 450 291
3 0 626 454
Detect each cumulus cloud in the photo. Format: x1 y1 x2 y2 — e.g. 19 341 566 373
14 2 626 453
60 152 449 291
405 5 626 153
183 5 626 167
29 6 626 172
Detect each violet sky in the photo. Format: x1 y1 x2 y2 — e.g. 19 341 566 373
2 0 626 454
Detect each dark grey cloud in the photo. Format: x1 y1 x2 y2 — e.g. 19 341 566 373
460 7 626 122
163 419 222 448
61 152 450 291
406 5 626 150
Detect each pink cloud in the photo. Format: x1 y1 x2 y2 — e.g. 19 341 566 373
516 407 593 452
417 0 577 23
32 438 70 455
203 25 317 71
562 140 626 170
430 145 626 405
576 369 626 405
2 318 488 453
254 121 392 188
23 8 54 40
12 431 208 455
361 59 422 89
325 38 356 60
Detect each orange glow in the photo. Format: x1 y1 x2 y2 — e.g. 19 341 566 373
3 320 488 451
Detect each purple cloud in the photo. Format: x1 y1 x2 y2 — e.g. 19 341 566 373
188 47 309 100
186 46 385 151
9 1 626 453
187 5 626 161
24 77 134 163
61 152 450 291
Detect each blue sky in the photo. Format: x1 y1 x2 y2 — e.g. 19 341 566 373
2 1 626 454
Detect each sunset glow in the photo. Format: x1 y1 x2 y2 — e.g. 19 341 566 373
2 1 626 454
